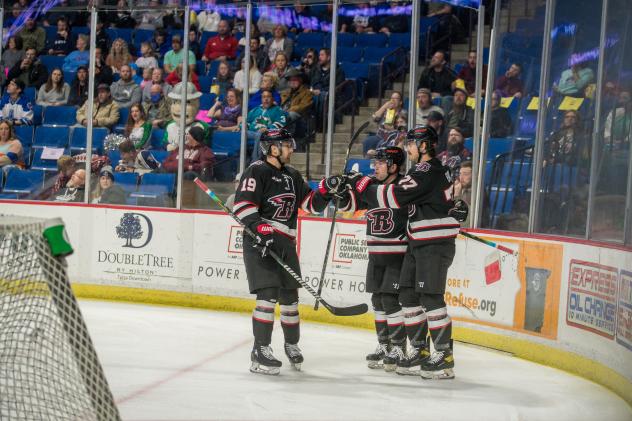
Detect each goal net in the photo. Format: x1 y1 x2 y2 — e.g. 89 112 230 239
0 216 120 421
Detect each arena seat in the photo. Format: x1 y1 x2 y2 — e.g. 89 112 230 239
115 107 130 133
113 172 139 194
200 93 217 110
296 32 325 48
347 158 373 175
363 47 396 64
131 173 176 201
39 55 65 72
106 27 133 45
150 129 166 150
14 126 34 146
198 77 213 95
70 127 108 154
1 168 45 197
31 147 69 172
338 46 362 63
211 131 241 156
356 33 388 48
43 106 78 126
337 33 356 47
33 126 70 148
388 32 411 49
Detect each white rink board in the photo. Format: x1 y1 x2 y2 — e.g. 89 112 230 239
1 201 631 392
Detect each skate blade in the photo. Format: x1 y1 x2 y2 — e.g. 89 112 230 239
395 366 421 376
383 363 397 372
290 362 302 371
250 362 280 376
420 368 454 380
367 361 384 369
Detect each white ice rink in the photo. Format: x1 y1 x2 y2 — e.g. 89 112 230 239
81 300 632 421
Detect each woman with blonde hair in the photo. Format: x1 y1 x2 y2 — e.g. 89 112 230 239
264 24 294 63
106 38 133 74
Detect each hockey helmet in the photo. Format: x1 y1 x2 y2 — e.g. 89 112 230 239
374 146 405 168
259 128 296 155
407 125 438 155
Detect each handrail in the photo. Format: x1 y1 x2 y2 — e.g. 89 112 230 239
377 46 408 109
424 14 454 64
320 79 358 171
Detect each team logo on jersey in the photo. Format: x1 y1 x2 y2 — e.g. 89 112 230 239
282 174 294 191
268 193 296 221
408 204 416 217
415 161 431 172
366 208 395 234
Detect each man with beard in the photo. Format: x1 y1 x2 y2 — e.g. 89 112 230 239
418 50 456 98
445 87 474 138
436 127 472 179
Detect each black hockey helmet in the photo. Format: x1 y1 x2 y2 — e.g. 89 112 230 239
259 128 296 155
407 125 438 155
374 146 405 168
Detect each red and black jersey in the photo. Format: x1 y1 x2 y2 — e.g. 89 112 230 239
349 174 408 264
356 158 459 247
233 160 329 239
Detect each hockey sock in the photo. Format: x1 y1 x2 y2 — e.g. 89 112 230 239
403 306 428 348
422 294 452 350
279 288 300 344
371 294 389 344
252 299 276 346
382 294 405 346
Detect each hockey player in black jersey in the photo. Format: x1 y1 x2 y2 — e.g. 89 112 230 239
233 129 339 375
351 126 462 379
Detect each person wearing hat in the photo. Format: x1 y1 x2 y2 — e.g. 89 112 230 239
68 65 89 106
0 79 33 126
445 86 474 138
91 165 127 205
280 67 312 138
162 125 215 181
76 83 120 130
416 88 444 127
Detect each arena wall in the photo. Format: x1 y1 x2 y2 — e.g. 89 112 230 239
2 200 631 405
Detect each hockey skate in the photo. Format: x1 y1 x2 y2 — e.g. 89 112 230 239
395 342 431 376
420 349 455 380
284 343 304 371
382 344 406 372
250 344 282 375
366 343 389 369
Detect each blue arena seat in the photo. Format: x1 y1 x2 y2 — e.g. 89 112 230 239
39 55 65 72
115 107 130 133
363 47 396 64
2 168 45 197
343 62 370 80
200 31 218 51
43 105 78 126
388 32 411 49
337 33 356 47
31 147 68 172
131 173 176 201
70 127 108 154
106 27 134 45
338 47 362 63
151 150 169 165
113 171 139 194
14 125 34 146
199 76 213 94
296 32 325 47
24 87 36 104
33 126 70 148
211 131 241 156
200 93 217 110
134 29 155 45
356 33 388 48
150 129 166 150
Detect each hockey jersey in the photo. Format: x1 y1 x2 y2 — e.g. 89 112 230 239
233 160 330 239
356 158 460 247
350 174 408 265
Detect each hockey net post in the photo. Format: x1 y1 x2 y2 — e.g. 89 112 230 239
0 216 121 421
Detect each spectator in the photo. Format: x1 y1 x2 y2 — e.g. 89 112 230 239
197 0 221 32
211 60 233 97
77 84 120 130
426 110 447 151
495 63 524 98
7 47 48 89
163 126 215 180
233 55 262 95
143 83 171 129
545 110 588 167
142 67 172 102
300 48 318 76
445 87 474 138
453 160 473 224
187 28 202 60
91 18 110 56
115 139 160 175
36 68 70 106
54 168 86 202
280 68 313 137
18 18 46 54
237 24 266 55
363 91 404 157
135 0 165 31
271 52 291 91
62 34 90 73
490 90 513 138
49 155 77 197
415 87 444 126
4 4 22 29
437 127 472 178
150 28 170 59
202 20 238 62
604 89 632 150
555 62 594 98
379 2 410 34
106 38 133 75
68 65 89 106
110 64 142 108
2 36 24 71
207 88 242 132
248 89 287 162
165 63 202 92
418 50 456 98
309 48 345 95
125 103 152 150
162 3 198 30
0 79 33 126
46 17 74 56
139 67 153 90
264 25 294 65
453 50 487 96
94 48 114 86
135 42 159 71
91 165 127 204
241 37 269 73
342 3 376 33
163 34 196 74
113 0 136 28
248 72 281 110
291 2 315 34
0 120 24 173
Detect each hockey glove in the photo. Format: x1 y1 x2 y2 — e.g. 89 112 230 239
319 175 347 198
252 223 274 257
448 199 469 222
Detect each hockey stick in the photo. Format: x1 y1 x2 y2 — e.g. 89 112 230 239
314 119 371 311
193 178 368 317
459 230 518 257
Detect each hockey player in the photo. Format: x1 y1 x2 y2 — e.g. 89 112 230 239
350 126 465 379
233 128 341 375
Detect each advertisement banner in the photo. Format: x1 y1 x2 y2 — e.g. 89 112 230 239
616 270 632 351
566 260 618 339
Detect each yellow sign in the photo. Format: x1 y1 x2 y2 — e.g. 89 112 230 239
558 96 584 111
466 97 477 109
527 96 539 110
500 97 515 108
455 78 466 90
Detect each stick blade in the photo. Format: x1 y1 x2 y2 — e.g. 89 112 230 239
325 302 369 317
